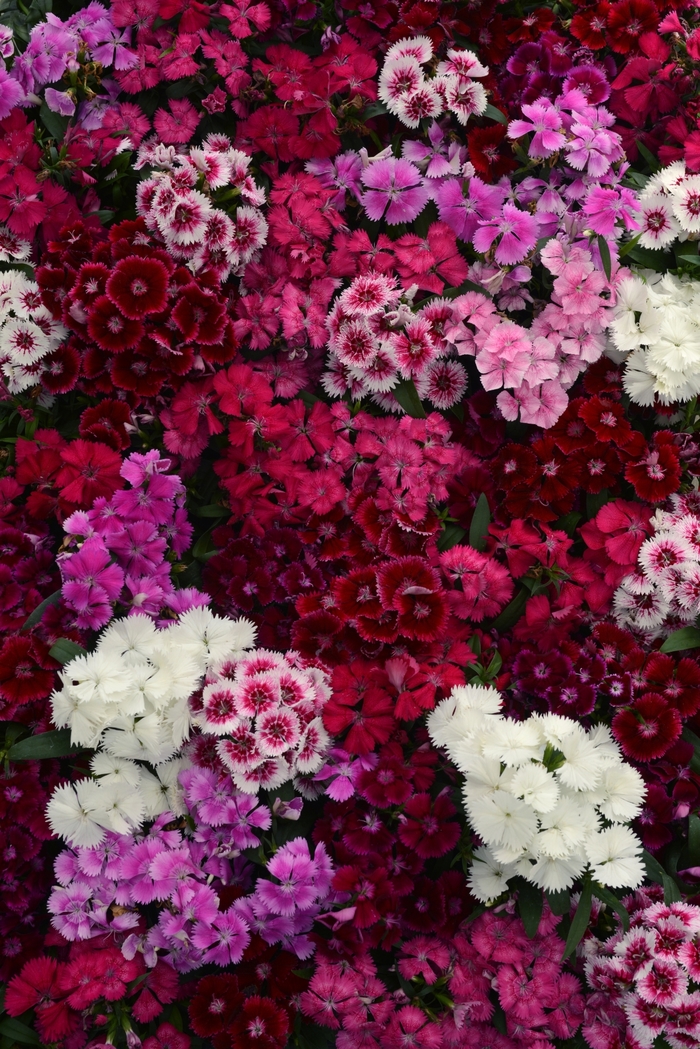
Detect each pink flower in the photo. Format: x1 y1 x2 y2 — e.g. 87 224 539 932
473 202 539 265
360 157 430 225
153 99 201 144
508 100 566 158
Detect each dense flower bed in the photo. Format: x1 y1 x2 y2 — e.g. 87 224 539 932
1 0 700 1047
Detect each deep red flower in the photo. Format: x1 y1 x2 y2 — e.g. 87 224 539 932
467 124 516 181
189 974 243 1036
332 865 395 928
644 654 700 718
397 792 462 858
55 439 123 508
229 996 289 1049
578 396 634 446
570 2 611 48
612 693 682 761
625 433 681 502
87 295 144 352
105 256 169 319
41 341 81 394
143 1022 191 1049
0 636 56 709
376 557 447 641
79 399 132 451
606 0 658 53
172 284 227 344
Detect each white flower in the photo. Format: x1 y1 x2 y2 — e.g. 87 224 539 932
671 174 700 233
594 765 646 823
505 764 560 813
97 615 159 664
467 790 539 851
467 846 516 903
47 781 109 847
537 798 595 858
99 780 146 835
586 826 645 888
529 851 587 893
557 726 606 791
480 719 544 766
139 758 189 818
90 753 142 787
172 607 256 669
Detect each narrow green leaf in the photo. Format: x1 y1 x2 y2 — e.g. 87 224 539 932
592 884 630 932
553 512 581 538
516 879 543 938
193 505 230 518
393 378 426 419
546 889 570 916
484 103 508 125
618 233 642 259
298 389 320 407
597 235 612 282
0 1018 41 1045
8 729 76 761
39 101 69 142
437 522 467 552
660 627 700 654
490 588 528 632
643 849 681 904
676 254 700 266
21 590 61 631
468 493 490 553
563 881 592 959
635 139 661 173
48 638 86 665
362 101 388 119
442 278 493 300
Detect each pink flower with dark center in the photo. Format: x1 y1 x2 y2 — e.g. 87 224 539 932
472 202 538 265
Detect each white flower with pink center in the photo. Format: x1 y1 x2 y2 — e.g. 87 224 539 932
671 174 700 233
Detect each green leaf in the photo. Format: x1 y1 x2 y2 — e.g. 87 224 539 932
490 588 528 632
21 590 61 631
597 235 612 282
516 879 543 938
546 889 570 916
48 638 86 665
618 233 642 259
484 103 508 125
635 139 661 173
362 101 388 119
592 884 630 932
586 489 610 519
39 101 69 143
8 729 76 761
298 389 320 407
468 493 490 553
643 849 681 904
442 278 493 300
553 512 581 539
689 814 700 866
676 255 700 266
0 1018 41 1045
660 627 700 654
437 522 467 552
682 729 700 776
193 505 230 518
563 880 592 959
393 378 426 419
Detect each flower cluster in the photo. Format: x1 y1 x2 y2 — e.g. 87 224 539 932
36 218 240 401
428 684 647 896
0 270 67 394
48 607 256 845
613 490 700 634
58 449 205 629
195 647 333 793
378 35 488 129
582 886 700 1049
324 272 468 411
133 133 267 282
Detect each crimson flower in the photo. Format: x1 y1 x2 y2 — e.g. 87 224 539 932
606 0 658 53
625 433 681 502
105 256 169 319
79 400 132 451
87 294 144 352
376 556 447 641
189 974 243 1036
229 996 289 1049
612 693 682 761
55 440 123 508
0 636 56 710
397 792 462 858
5 956 62 1016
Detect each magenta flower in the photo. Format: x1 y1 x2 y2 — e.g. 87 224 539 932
192 908 250 965
60 537 125 626
473 202 539 265
360 157 429 225
508 100 566 159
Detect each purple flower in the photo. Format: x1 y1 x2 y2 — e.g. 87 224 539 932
192 908 250 965
360 157 429 225
402 122 466 179
91 26 139 71
60 536 125 628
508 100 565 159
306 151 363 210
0 67 23 119
434 177 503 243
23 23 73 86
472 202 539 265
148 846 199 902
106 520 167 576
0 24 14 60
47 881 95 941
582 185 640 237
44 86 76 116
